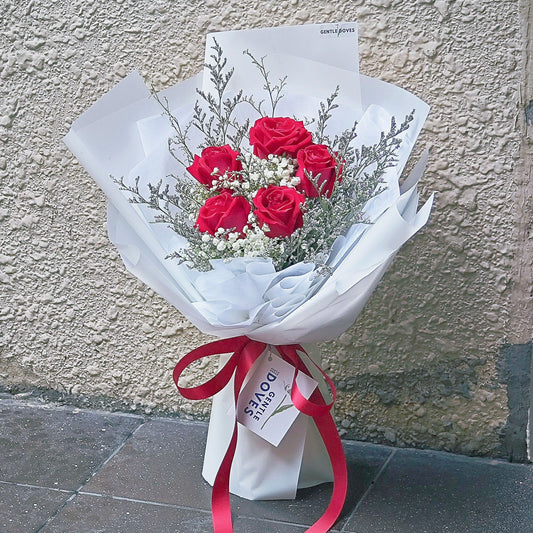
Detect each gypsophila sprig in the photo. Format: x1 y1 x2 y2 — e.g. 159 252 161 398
113 43 413 273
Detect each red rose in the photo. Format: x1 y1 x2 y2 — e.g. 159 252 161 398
253 186 305 238
296 144 342 198
187 145 242 187
195 191 250 236
249 117 313 159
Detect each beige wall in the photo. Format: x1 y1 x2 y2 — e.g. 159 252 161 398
1 0 531 458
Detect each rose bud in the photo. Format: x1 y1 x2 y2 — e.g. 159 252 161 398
195 191 250 236
249 117 313 159
253 185 305 238
187 145 242 187
296 144 342 198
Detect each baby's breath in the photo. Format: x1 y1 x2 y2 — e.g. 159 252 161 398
113 43 413 273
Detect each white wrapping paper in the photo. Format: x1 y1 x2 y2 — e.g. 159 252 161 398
64 23 433 501
203 344 334 500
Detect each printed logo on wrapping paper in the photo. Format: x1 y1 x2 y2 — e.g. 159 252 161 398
236 352 318 447
319 23 357 38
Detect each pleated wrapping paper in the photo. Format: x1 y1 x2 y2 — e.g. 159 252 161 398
65 22 433 509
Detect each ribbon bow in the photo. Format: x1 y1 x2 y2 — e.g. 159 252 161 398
173 336 348 533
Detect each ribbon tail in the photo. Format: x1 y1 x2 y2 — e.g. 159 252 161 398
277 344 348 532
212 420 239 533
174 338 347 533
305 407 348 532
210 339 267 533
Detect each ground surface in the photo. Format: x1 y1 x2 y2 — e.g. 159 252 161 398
1 396 532 533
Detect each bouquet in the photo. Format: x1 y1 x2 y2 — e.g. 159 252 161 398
65 23 433 533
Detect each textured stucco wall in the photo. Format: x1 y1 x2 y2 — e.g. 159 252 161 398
1 0 531 459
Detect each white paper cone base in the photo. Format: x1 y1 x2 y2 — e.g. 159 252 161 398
202 346 333 500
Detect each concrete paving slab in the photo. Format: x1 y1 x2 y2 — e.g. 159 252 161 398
0 401 143 491
81 418 211 508
230 440 391 528
81 417 391 530
2 398 533 533
344 448 533 533
0 483 73 533
39 493 213 533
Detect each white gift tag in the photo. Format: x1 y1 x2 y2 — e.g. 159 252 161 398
236 352 318 447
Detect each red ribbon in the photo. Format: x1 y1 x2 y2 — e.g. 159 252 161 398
173 336 348 533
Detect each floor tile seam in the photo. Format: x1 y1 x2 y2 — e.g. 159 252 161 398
32 421 149 533
338 448 397 533
0 418 146 496
0 397 147 421
406 450 533 469
233 513 313 528
72 416 148 494
6 396 531 469
33 492 78 533
1 396 531 468
75 491 315 528
0 397 210 429
0 479 74 494
77 490 214 514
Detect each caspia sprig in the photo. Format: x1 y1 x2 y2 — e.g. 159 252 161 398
114 42 413 272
